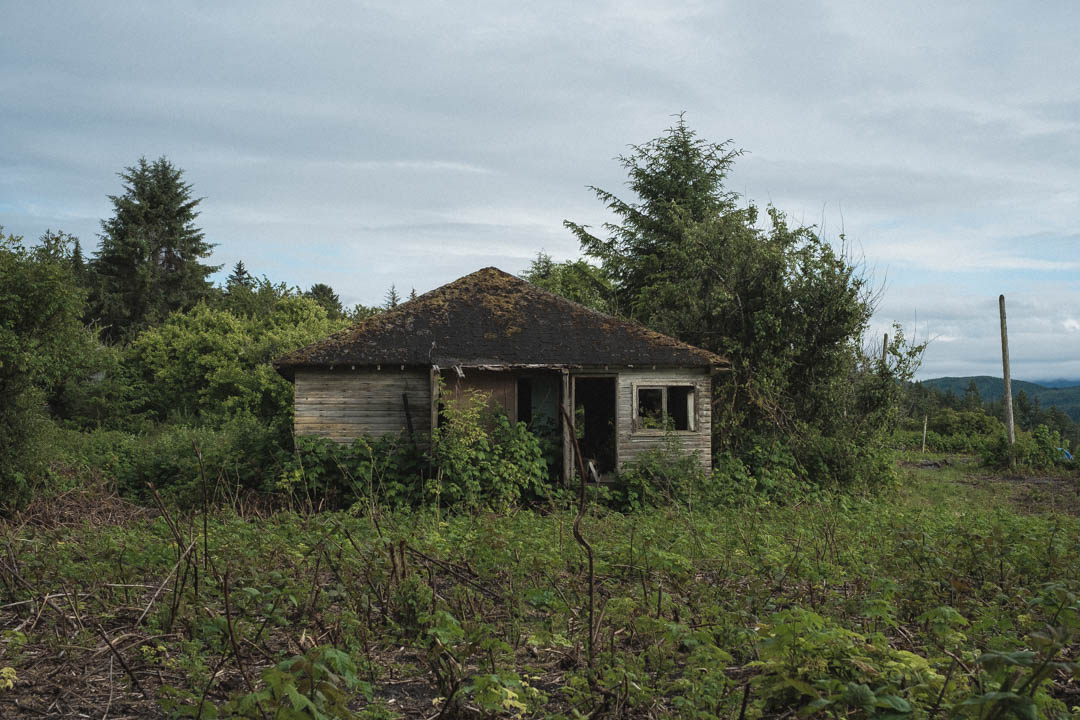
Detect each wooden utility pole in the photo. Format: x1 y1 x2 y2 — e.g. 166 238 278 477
882 333 889 367
999 295 1015 445
921 415 928 453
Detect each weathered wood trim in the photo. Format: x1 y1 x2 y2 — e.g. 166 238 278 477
561 369 571 486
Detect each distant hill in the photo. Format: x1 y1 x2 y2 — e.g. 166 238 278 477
919 376 1080 421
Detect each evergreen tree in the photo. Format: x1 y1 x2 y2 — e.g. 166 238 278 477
963 379 983 411
566 114 740 325
306 283 343 319
384 284 400 309
1 228 92 509
521 251 617 314
349 303 382 321
1014 390 1033 430
226 260 254 291
70 237 86 284
90 156 219 340
408 287 418 302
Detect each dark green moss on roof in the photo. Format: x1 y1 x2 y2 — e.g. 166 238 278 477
274 267 727 376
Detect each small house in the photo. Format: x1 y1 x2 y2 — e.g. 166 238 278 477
274 267 727 480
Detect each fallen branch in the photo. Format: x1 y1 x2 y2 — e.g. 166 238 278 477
93 623 147 699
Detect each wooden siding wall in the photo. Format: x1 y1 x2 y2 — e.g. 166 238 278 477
444 371 518 422
294 368 432 442
614 368 712 473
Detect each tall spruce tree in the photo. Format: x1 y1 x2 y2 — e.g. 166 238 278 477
90 157 219 340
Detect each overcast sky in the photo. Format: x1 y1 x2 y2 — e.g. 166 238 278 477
3 1 1078 381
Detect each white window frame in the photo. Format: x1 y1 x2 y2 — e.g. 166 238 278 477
631 383 696 433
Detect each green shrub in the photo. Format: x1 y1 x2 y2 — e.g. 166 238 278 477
931 408 1004 437
429 391 545 511
280 395 546 513
981 424 1071 472
220 646 369 719
56 420 285 507
611 429 709 510
281 433 427 509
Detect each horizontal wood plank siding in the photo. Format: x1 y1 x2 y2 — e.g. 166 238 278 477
443 371 518 423
613 368 712 474
294 369 431 443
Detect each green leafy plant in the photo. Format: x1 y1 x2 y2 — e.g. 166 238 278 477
429 389 545 510
221 646 369 720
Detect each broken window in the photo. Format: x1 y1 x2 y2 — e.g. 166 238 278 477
637 388 664 427
635 385 696 431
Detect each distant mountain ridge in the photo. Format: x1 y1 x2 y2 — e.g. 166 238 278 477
919 376 1080 421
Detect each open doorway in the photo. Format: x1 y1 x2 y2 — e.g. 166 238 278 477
573 376 617 476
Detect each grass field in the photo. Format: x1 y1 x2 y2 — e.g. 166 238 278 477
1 457 1078 718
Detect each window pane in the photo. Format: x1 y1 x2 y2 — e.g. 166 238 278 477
667 386 692 430
637 388 663 428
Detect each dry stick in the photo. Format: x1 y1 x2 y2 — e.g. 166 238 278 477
135 540 197 627
560 404 595 669
168 541 195 633
93 623 147 699
62 584 84 630
223 566 258 700
403 543 501 600
146 483 185 551
928 656 958 720
194 441 209 575
102 656 114 720
0 559 73 630
197 650 236 720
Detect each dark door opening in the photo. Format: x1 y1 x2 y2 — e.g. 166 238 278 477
574 377 617 476
516 378 533 426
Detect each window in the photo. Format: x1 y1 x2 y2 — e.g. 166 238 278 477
634 385 695 431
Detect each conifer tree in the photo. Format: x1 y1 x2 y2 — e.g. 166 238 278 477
90 156 219 340
226 260 254 291
384 284 400 309
306 283 343 319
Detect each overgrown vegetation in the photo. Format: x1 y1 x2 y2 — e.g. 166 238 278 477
2 462 1079 718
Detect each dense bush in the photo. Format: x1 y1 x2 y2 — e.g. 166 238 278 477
930 408 1005 437
281 433 427 509
894 429 999 454
564 119 925 490
429 392 546 510
982 424 1071 472
0 230 93 510
126 296 347 433
610 430 711 511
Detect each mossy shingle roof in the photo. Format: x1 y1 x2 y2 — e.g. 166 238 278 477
274 267 727 376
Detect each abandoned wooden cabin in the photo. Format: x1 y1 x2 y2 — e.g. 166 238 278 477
273 267 728 480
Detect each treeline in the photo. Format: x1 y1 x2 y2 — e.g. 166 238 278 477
898 379 1078 468
4 119 926 513
1 158 404 511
